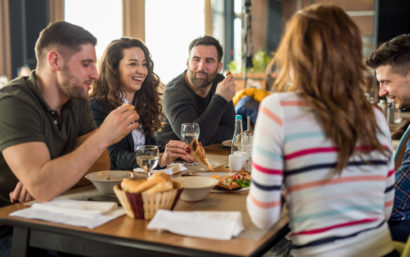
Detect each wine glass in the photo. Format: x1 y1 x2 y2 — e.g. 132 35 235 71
181 123 200 165
136 145 159 178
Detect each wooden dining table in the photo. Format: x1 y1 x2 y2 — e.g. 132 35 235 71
0 144 289 257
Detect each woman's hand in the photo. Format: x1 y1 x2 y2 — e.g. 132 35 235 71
159 140 193 167
10 181 34 203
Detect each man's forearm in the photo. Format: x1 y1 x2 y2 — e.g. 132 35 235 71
36 131 109 201
4 131 108 202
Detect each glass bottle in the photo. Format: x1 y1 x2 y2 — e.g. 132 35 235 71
231 115 244 154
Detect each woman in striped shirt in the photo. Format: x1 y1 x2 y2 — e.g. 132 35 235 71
247 4 398 257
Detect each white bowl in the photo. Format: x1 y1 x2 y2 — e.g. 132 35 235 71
172 176 218 202
85 170 133 195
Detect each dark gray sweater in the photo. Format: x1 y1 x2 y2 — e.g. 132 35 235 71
155 71 235 147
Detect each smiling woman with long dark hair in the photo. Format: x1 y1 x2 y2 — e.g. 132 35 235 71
89 38 191 170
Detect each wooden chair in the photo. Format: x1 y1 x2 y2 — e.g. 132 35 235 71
403 236 410 257
88 149 110 173
393 236 410 257
75 149 110 187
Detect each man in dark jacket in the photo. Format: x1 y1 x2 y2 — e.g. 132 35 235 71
155 36 236 147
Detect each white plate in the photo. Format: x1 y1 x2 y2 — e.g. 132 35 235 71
211 187 249 193
195 172 250 193
221 139 232 148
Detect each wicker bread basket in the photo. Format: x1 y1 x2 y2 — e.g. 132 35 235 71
113 181 183 220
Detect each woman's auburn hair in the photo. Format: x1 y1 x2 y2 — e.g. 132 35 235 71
273 4 389 173
90 37 162 136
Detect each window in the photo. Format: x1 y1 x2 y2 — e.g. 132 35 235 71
145 0 205 84
233 0 243 69
65 0 207 84
64 0 122 59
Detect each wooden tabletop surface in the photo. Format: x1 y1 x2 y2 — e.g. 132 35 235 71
0 143 289 257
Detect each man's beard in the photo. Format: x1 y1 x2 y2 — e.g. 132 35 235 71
68 85 89 100
59 65 89 100
189 70 217 89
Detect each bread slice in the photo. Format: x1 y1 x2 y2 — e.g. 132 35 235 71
189 138 214 171
144 181 173 194
120 172 172 193
121 178 146 193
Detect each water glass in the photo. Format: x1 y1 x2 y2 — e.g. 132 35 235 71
181 123 200 165
136 145 159 178
181 123 200 144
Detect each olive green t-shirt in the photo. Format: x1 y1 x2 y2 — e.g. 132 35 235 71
0 72 96 207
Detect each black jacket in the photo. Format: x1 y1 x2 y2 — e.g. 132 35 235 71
89 99 157 170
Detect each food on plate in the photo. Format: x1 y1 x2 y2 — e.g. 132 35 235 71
212 174 240 191
120 172 173 194
232 171 251 188
188 138 214 171
211 171 251 191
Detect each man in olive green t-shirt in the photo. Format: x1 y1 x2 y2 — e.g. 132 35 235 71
0 22 139 208
0 20 141 257
0 73 98 207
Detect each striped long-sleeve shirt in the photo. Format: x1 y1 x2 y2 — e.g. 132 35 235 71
247 92 395 257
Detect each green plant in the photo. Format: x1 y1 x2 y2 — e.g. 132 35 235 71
226 49 272 73
250 48 272 73
227 60 240 73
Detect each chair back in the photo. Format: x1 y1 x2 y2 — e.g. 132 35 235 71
75 149 111 187
393 236 410 257
403 236 410 257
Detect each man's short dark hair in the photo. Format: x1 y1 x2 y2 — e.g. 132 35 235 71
188 36 223 62
366 34 410 76
35 21 97 63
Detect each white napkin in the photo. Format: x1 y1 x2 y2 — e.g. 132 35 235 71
147 210 244 240
134 163 187 175
10 199 124 229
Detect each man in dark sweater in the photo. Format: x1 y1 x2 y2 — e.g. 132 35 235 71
155 36 236 147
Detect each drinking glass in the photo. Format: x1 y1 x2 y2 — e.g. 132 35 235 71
181 123 200 165
136 145 159 178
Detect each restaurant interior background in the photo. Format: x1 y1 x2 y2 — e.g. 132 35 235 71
0 0 409 88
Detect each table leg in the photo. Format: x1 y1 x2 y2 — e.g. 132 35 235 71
11 227 29 257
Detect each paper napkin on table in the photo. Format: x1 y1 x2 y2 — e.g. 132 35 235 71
134 163 187 175
10 199 124 229
147 210 244 240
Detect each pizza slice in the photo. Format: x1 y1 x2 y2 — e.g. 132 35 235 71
188 138 214 171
